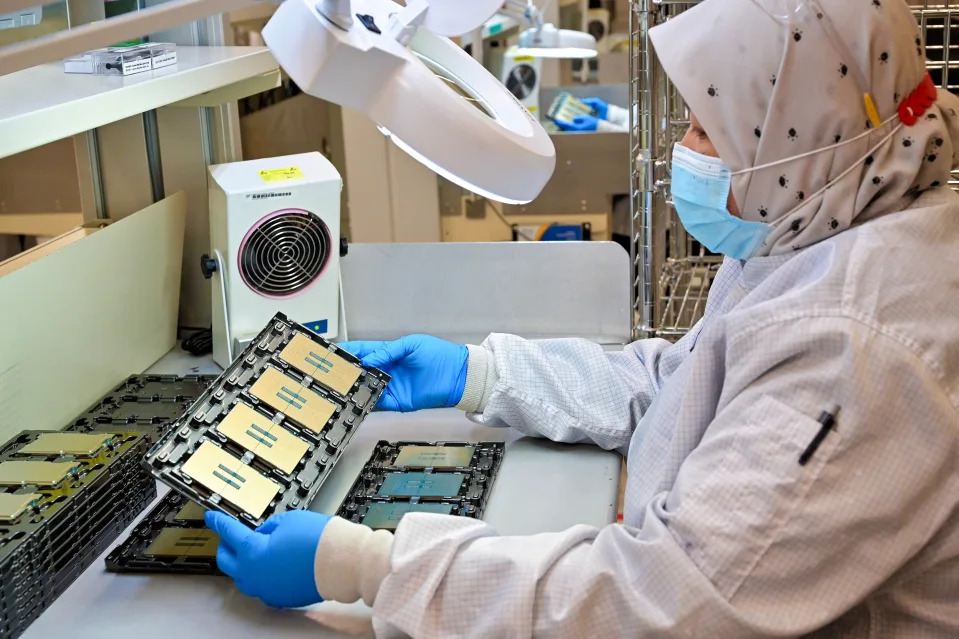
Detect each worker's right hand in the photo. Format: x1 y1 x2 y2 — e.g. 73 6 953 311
339 335 468 412
555 114 600 132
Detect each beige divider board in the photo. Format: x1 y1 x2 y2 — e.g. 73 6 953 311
249 367 337 434
278 334 361 395
0 192 186 440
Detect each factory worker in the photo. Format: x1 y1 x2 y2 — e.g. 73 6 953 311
205 0 959 635
554 96 629 132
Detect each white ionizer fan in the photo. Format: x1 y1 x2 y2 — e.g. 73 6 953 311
203 152 344 368
501 48 543 116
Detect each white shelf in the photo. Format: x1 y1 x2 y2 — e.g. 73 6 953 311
0 45 278 160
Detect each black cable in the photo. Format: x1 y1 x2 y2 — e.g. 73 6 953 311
182 328 213 356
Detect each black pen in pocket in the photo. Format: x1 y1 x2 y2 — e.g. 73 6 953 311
799 405 840 466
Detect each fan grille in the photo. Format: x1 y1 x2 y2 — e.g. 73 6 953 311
505 64 537 100
238 209 332 297
587 19 606 41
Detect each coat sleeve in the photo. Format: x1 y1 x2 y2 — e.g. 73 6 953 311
464 331 693 453
371 317 959 638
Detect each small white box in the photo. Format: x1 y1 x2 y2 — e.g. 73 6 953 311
62 43 177 75
148 43 178 70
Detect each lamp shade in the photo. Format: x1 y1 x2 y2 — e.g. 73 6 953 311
516 23 598 58
263 0 556 204
416 0 504 36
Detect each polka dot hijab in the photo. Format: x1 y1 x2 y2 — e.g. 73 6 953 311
649 0 959 257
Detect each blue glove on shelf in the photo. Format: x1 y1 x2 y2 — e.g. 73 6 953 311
555 114 600 132
339 335 468 412
581 97 609 120
205 510 331 609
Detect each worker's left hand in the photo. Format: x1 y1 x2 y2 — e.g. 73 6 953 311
555 114 600 132
205 509 331 608
581 97 610 120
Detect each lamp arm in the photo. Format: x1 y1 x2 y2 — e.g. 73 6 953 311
499 0 543 28
387 0 429 45
318 0 353 29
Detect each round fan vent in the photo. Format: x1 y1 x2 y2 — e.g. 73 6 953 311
587 19 606 41
505 64 537 100
238 209 332 298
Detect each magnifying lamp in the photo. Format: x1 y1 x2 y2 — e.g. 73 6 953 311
263 0 556 205
516 24 598 59
501 0 598 59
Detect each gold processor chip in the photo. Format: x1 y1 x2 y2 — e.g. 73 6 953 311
279 334 362 396
249 367 337 433
180 442 280 519
0 461 80 487
0 492 39 523
144 528 219 558
173 501 207 522
361 502 456 530
376 472 466 498
17 433 114 457
217 403 309 474
394 446 475 469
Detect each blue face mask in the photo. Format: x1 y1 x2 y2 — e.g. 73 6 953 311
670 143 771 260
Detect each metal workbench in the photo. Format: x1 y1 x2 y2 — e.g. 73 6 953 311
21 241 630 638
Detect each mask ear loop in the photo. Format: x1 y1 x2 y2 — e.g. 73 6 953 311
752 122 903 240
731 112 899 177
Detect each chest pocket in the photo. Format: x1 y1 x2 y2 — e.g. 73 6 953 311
664 393 842 600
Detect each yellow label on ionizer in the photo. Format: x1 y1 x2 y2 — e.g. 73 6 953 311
258 166 305 183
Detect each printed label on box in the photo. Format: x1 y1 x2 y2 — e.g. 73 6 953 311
152 52 177 69
258 167 305 183
121 58 152 75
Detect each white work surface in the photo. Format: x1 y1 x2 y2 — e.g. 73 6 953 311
21 348 621 639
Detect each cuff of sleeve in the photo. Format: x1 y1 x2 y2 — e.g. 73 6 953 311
314 517 393 606
455 344 497 414
605 104 629 129
596 119 625 133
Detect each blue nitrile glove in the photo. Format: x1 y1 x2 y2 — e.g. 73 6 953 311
554 114 600 132
581 97 609 120
205 510 331 608
339 335 468 412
